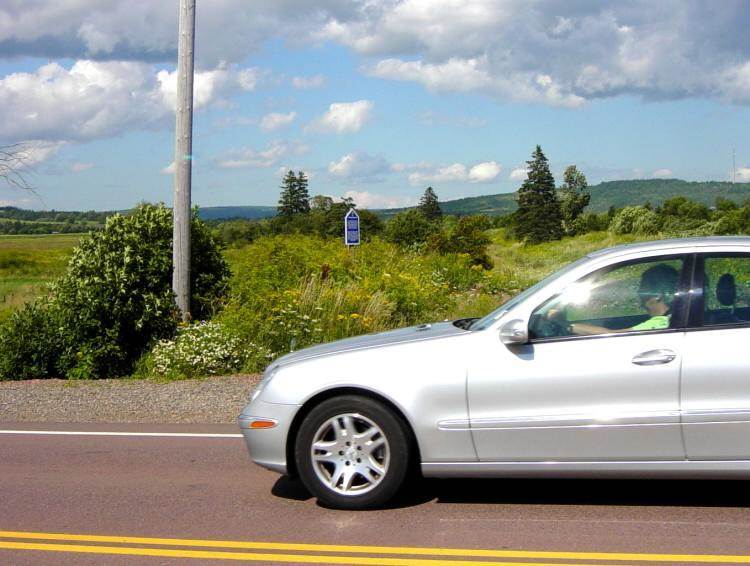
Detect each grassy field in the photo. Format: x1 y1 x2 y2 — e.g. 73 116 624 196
0 230 656 324
0 234 80 321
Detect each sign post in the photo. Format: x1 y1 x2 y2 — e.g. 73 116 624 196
344 208 360 248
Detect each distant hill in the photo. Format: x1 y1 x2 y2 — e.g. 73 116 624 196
8 180 749 225
197 205 276 220
376 179 750 218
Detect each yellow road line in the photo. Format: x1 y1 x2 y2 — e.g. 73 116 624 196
0 531 749 564
0 540 625 566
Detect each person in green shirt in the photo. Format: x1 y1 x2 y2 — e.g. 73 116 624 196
567 263 679 336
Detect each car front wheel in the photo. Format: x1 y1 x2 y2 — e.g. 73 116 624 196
294 395 411 509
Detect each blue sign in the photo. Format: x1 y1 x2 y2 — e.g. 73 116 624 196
344 208 360 246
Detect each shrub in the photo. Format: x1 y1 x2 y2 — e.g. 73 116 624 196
0 203 230 380
427 216 493 269
632 210 661 235
136 321 271 379
0 301 61 380
384 210 436 247
609 206 650 234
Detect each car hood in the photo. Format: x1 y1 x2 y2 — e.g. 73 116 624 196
273 321 467 367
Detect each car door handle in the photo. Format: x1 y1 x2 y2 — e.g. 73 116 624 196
632 349 677 366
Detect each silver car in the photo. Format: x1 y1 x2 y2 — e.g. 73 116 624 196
239 237 750 509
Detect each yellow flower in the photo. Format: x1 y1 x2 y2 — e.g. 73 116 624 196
336 314 346 320
350 313 361 319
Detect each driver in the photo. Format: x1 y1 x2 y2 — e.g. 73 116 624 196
557 263 679 336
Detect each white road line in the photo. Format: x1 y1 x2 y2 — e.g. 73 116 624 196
0 430 242 438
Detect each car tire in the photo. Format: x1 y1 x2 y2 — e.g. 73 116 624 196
294 395 411 510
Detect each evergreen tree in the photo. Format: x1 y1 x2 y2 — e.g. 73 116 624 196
277 170 299 217
558 165 590 236
418 186 442 221
515 145 563 243
294 170 311 214
277 170 311 216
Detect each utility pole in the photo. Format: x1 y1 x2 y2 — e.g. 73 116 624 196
173 0 195 322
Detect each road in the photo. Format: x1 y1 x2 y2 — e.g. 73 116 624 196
2 422 750 565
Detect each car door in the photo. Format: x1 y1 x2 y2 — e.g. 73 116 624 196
468 254 691 462
681 251 750 460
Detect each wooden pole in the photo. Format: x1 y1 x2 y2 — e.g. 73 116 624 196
173 0 195 322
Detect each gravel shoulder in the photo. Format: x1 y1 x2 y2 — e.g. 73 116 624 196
0 375 260 424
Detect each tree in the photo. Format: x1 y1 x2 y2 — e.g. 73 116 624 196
310 195 334 211
515 145 562 243
295 170 311 214
558 165 590 236
384 209 435 247
418 186 442 221
277 170 310 216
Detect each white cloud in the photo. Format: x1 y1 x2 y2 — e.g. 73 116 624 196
408 161 501 185
369 57 584 107
217 140 308 169
468 161 501 183
259 111 297 132
327 1 750 106
69 161 93 173
342 190 416 209
1 2 749 111
237 68 260 91
652 168 673 178
161 161 175 175
18 141 66 167
509 167 528 181
0 59 264 144
409 163 466 186
292 75 326 89
328 151 391 182
308 100 373 134
736 167 750 182
2 2 750 106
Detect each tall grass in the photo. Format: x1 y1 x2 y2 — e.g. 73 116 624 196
220 235 501 367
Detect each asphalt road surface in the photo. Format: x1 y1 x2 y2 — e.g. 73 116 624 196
3 422 750 565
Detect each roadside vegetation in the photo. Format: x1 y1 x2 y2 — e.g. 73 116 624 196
4 147 750 381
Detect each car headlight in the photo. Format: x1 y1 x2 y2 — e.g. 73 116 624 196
250 365 279 403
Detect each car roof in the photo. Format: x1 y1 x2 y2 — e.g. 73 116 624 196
586 236 750 260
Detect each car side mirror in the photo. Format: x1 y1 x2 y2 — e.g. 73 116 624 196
500 319 528 345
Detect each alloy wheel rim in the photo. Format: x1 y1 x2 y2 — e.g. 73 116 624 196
310 413 390 496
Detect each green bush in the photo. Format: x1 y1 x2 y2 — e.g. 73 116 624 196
0 203 230 380
632 210 661 235
384 210 436 247
136 321 271 379
609 206 650 235
427 216 493 269
0 301 61 380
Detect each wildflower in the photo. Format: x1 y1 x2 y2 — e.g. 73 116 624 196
350 313 360 319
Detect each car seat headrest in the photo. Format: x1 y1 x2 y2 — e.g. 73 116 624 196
717 273 737 307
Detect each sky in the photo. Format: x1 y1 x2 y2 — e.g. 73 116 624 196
0 0 749 211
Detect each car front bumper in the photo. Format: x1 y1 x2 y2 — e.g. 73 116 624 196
238 399 300 475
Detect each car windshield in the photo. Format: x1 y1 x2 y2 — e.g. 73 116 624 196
469 256 591 330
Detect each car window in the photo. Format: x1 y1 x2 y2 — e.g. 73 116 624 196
529 257 685 340
702 255 750 326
